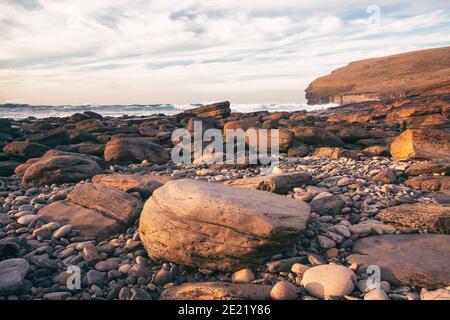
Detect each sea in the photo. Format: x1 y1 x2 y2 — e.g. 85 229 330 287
0 103 337 120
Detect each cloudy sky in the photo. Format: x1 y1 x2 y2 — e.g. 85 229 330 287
1 0 449 105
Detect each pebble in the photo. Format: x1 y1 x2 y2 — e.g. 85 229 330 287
154 269 173 286
17 215 38 226
231 268 255 283
364 289 389 300
291 263 310 275
270 281 297 300
301 264 356 299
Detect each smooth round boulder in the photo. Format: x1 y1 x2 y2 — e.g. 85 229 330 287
301 264 356 299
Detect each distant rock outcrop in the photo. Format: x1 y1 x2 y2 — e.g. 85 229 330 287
305 46 450 105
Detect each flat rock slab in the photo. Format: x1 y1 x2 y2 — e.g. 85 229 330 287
66 183 143 225
159 282 272 300
38 183 142 240
223 173 311 194
379 203 450 234
38 201 122 240
139 179 310 271
92 174 177 198
405 176 450 191
347 234 450 289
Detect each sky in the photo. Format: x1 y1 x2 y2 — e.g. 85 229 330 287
0 0 449 105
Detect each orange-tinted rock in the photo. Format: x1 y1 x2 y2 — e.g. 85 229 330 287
104 136 170 164
405 176 450 191
306 47 450 105
405 161 450 176
390 129 450 161
313 147 362 160
291 126 343 147
185 101 231 119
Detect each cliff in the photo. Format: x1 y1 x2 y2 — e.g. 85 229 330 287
305 46 450 105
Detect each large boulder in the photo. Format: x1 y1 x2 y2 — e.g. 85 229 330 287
347 234 450 289
38 183 142 240
390 129 450 161
160 282 272 300
26 127 70 147
92 174 177 198
379 203 450 234
3 142 50 159
185 101 231 119
0 258 29 295
75 119 103 132
104 137 170 165
139 179 310 271
22 154 103 188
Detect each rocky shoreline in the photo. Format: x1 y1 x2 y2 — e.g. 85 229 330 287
1 98 450 301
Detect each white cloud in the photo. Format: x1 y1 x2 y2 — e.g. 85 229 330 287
0 0 449 104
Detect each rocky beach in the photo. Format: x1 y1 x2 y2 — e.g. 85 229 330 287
1 47 450 301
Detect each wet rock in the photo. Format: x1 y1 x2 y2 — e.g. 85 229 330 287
22 154 103 188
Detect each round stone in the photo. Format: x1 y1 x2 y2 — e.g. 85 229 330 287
364 289 389 300
154 269 173 286
52 225 73 239
301 264 356 299
291 263 310 275
270 281 297 300
17 214 38 226
0 259 30 294
231 268 255 283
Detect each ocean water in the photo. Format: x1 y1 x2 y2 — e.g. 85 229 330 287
0 103 337 120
